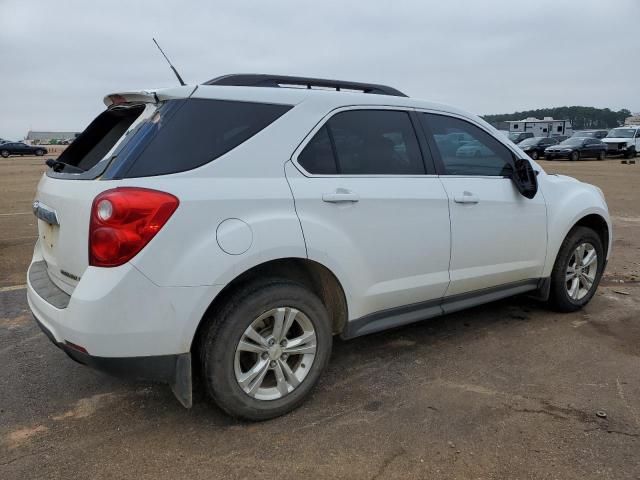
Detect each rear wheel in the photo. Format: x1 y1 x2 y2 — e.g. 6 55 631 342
0 150 9 158
548 226 604 312
530 150 539 160
199 279 332 420
570 151 580 161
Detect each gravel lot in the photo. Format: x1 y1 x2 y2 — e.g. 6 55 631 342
1 155 639 479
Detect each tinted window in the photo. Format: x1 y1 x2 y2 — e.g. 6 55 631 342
421 114 513 176
298 126 337 174
106 99 291 178
329 110 424 175
298 110 425 175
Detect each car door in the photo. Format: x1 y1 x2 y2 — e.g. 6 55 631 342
419 112 547 297
13 143 27 154
285 107 452 321
584 139 599 157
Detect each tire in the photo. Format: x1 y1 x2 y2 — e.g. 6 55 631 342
570 151 580 161
548 226 605 313
530 150 539 160
0 150 9 158
597 150 606 161
35 149 45 156
625 148 636 159
199 279 332 421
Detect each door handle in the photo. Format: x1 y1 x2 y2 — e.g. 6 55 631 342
322 190 360 203
454 192 480 204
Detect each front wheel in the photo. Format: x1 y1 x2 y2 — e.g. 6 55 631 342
597 150 606 161
530 150 539 160
570 151 580 161
199 279 332 420
548 226 605 312
625 148 636 159
35 149 45 156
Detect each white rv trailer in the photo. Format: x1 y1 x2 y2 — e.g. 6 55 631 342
507 117 572 138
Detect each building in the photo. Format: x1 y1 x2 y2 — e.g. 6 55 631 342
506 117 572 138
25 131 80 145
625 114 640 126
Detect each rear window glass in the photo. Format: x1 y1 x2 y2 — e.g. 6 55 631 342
105 99 291 178
55 104 146 172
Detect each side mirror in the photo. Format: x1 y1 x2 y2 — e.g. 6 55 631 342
511 158 538 199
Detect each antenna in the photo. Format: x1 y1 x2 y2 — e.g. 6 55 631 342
152 38 186 86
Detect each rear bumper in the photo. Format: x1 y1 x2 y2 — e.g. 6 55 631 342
32 313 192 406
26 244 223 407
26 247 219 357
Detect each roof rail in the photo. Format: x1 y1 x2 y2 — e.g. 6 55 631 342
203 74 407 97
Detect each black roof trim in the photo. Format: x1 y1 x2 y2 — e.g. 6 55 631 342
203 74 407 97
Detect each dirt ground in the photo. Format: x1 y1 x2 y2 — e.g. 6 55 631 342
1 155 639 479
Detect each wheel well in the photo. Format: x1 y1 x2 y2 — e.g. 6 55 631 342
574 214 609 254
191 258 348 351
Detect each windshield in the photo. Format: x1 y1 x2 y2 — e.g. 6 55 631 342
560 138 584 146
518 138 539 146
508 133 522 141
572 131 594 137
606 128 635 138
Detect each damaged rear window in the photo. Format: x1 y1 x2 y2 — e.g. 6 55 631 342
50 104 148 176
103 98 292 179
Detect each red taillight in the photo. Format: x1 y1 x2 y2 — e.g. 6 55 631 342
89 187 179 267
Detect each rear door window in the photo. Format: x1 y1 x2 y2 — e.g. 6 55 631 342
297 126 338 174
297 109 426 175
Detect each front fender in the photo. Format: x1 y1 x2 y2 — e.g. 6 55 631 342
539 174 611 277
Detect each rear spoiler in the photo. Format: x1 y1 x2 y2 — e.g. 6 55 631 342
103 85 198 107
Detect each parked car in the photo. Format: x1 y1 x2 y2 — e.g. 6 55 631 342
571 130 609 139
508 131 534 144
455 139 494 157
602 126 640 158
518 136 559 160
544 137 607 161
28 74 611 420
0 142 47 157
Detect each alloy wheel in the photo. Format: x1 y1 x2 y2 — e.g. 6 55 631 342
234 307 317 401
565 242 598 301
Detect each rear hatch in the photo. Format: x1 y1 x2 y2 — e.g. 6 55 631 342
33 87 194 294
33 85 293 294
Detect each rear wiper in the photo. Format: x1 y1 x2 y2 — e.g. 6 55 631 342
45 158 84 173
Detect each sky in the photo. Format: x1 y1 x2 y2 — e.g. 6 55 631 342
0 0 638 139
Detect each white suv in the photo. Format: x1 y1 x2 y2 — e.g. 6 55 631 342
28 74 611 420
602 125 640 158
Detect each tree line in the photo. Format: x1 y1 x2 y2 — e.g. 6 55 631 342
483 106 631 130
